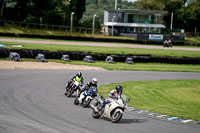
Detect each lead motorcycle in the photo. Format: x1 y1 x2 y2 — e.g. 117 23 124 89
90 94 130 123
65 80 82 97
74 86 98 108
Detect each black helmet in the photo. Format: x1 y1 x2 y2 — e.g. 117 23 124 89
77 72 82 78
116 85 123 94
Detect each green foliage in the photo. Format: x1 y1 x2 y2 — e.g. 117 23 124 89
2 0 79 26
69 0 86 26
1 0 200 31
137 0 165 10
185 37 200 44
4 0 30 21
161 27 171 34
80 0 137 28
137 0 200 32
59 61 200 72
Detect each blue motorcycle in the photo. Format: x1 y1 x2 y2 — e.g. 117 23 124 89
74 87 98 108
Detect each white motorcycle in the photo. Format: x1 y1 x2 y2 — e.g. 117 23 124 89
90 94 130 123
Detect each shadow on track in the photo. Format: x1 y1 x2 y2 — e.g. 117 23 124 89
119 119 148 124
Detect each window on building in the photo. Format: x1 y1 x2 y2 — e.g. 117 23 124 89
128 14 133 23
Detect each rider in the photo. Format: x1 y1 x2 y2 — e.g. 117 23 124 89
78 78 98 97
65 72 84 94
98 85 123 112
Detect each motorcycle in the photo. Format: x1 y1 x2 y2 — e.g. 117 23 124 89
74 86 98 108
90 94 130 123
65 80 81 97
163 40 173 48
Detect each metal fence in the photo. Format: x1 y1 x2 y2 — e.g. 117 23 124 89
0 20 102 34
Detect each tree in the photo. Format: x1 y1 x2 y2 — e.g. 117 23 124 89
137 0 200 31
0 0 5 18
137 0 165 10
164 0 184 29
69 0 86 26
3 0 30 21
27 0 59 24
3 0 70 25
185 0 200 31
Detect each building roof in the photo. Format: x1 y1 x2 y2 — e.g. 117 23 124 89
105 9 168 15
104 22 166 28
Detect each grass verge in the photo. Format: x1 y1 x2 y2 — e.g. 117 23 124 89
1 58 200 73
49 59 200 73
185 37 200 44
0 25 135 40
1 41 200 58
98 79 200 121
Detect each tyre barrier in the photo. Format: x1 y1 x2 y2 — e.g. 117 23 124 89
0 48 200 64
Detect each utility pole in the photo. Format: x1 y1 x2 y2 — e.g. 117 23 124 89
0 0 5 17
70 12 74 33
115 0 117 10
112 16 115 36
92 14 96 34
170 12 173 30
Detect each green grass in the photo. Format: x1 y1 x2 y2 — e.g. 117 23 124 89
98 80 200 121
50 60 200 72
185 37 200 44
2 58 200 72
1 41 200 58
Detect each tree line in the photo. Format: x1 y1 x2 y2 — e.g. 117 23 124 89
0 0 86 26
0 0 199 32
137 0 200 32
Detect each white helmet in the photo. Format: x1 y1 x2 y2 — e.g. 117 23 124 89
92 78 97 84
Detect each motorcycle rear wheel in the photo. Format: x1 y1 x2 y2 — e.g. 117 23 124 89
67 88 74 97
92 110 101 119
74 97 79 105
65 87 70 95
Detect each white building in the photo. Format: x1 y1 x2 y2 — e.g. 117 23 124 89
104 9 168 36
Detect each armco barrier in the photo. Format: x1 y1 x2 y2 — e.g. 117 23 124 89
0 48 200 64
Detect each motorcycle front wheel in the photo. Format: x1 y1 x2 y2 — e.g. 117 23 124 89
67 88 74 97
110 109 123 123
82 98 92 108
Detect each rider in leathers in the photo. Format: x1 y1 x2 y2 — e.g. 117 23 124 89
78 78 98 97
98 85 123 112
65 72 84 95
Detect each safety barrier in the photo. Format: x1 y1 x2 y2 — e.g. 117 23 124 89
0 48 200 64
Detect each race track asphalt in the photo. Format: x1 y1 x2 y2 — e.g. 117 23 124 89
0 70 200 133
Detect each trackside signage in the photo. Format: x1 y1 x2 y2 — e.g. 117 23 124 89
149 34 163 41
